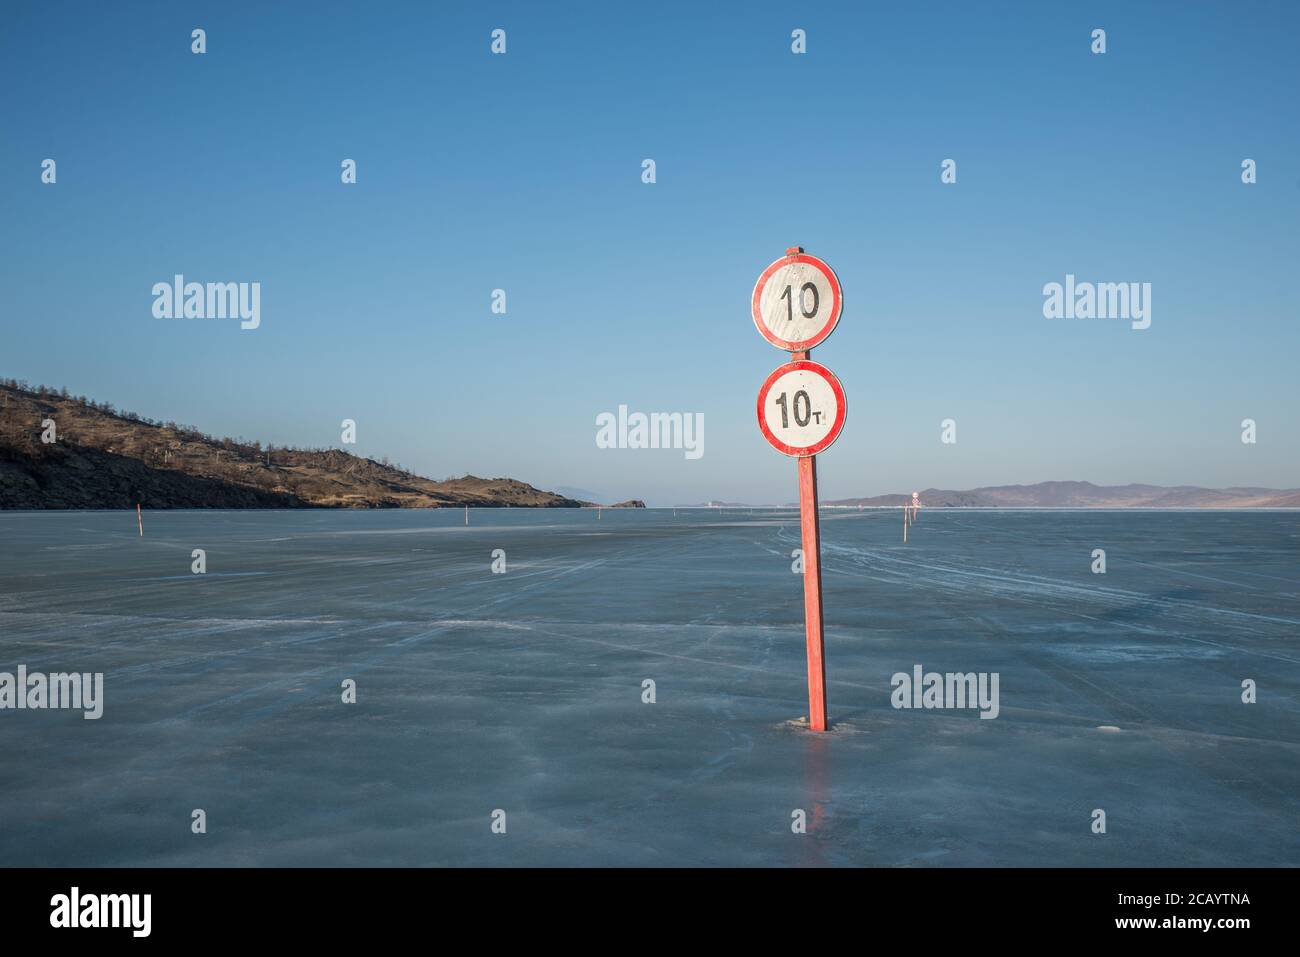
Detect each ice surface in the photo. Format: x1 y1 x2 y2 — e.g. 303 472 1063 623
1 508 1297 866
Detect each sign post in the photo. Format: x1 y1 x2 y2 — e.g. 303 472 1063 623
797 454 827 729
752 248 846 732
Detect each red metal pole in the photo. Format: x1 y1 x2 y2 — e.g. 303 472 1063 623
788 345 828 731
798 453 828 731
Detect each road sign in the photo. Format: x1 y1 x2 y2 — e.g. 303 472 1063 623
751 250 843 352
755 359 847 458
751 247 846 733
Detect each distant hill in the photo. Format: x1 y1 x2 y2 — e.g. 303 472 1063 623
827 481 1300 509
552 486 608 504
0 380 586 509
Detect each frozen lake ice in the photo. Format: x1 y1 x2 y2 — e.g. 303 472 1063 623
1 507 1297 866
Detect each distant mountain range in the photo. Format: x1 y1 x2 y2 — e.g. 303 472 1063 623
0 381 590 509
826 481 1300 509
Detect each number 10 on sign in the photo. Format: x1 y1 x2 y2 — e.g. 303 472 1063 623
756 360 846 458
751 250 842 352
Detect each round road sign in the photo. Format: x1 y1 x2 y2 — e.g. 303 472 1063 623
751 252 843 352
756 359 847 457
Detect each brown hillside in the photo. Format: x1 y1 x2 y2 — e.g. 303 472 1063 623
0 381 584 510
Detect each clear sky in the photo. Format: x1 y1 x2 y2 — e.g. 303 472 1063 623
2 1 1297 506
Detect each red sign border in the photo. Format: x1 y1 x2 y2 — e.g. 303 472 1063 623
756 359 847 458
750 252 844 352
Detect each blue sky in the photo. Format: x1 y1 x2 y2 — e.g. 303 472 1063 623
2 1 1297 505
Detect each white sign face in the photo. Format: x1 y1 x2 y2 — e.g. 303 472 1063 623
756 360 847 457
751 252 843 352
